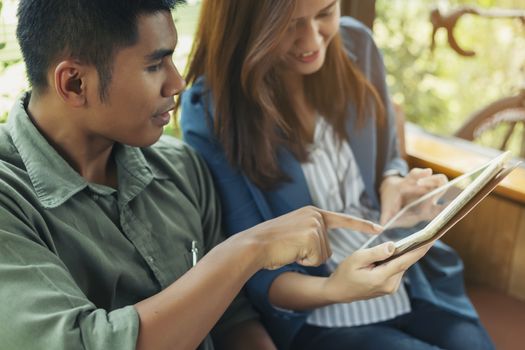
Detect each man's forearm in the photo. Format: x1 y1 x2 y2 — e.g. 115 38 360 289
135 234 263 350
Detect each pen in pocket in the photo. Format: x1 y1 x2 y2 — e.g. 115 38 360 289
191 240 198 267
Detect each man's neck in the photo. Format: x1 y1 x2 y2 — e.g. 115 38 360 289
27 93 118 188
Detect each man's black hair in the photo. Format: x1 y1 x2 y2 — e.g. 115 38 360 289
16 0 185 100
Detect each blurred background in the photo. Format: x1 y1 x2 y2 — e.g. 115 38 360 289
0 0 523 157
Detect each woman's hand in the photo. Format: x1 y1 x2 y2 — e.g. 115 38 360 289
379 168 448 225
321 242 431 304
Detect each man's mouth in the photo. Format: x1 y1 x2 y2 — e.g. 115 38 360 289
152 105 175 127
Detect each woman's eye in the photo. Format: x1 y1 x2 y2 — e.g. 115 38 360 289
318 10 333 18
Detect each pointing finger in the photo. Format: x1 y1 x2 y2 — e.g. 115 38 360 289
319 209 383 233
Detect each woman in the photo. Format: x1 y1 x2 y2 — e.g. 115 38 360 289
180 1 494 349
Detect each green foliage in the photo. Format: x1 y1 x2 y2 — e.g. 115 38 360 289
375 0 525 154
0 1 4 50
0 0 7 124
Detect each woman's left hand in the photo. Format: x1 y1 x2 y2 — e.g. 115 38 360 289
379 168 448 225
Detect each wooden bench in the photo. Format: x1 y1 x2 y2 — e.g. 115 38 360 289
405 123 525 350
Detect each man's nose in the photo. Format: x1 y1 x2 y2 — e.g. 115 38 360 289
162 63 186 97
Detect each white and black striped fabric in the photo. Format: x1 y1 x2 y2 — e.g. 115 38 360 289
302 117 411 327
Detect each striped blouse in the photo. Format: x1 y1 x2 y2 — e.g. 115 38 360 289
302 117 411 327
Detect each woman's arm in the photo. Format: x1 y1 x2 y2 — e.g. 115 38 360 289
269 242 432 311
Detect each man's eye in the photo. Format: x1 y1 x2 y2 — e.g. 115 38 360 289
147 63 162 72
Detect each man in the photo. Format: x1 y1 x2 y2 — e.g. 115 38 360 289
0 1 384 349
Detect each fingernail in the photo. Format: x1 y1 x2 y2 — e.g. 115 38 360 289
385 242 395 254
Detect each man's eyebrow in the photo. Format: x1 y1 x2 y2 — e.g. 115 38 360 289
145 48 174 62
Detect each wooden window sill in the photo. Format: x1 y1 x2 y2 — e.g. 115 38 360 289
405 123 525 205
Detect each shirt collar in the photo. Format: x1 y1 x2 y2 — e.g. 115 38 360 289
7 92 156 208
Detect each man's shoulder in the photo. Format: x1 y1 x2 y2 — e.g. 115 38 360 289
0 123 15 157
0 124 38 223
0 123 24 178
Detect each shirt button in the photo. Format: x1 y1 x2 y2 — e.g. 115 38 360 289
92 193 99 201
146 256 155 263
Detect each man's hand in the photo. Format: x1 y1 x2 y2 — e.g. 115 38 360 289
246 206 383 270
379 168 447 225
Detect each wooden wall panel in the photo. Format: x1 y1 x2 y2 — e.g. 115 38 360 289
442 196 521 295
340 0 376 29
509 209 525 301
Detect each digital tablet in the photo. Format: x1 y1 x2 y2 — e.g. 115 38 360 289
361 151 520 264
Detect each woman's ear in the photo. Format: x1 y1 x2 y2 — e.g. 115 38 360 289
54 60 88 107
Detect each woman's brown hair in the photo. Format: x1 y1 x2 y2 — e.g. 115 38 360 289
184 0 384 189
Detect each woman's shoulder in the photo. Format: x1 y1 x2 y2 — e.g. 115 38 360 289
181 76 209 105
180 77 214 133
340 16 374 38
339 16 379 61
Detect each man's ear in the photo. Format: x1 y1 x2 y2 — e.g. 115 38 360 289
54 60 90 107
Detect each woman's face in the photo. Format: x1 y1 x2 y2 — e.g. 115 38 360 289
278 0 340 76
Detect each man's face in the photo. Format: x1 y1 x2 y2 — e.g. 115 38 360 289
85 11 185 147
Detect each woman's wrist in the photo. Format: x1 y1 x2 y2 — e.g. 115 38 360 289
319 275 345 305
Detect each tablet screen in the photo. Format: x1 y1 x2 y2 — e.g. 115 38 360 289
361 161 492 251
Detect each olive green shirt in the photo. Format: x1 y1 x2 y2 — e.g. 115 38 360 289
0 93 257 350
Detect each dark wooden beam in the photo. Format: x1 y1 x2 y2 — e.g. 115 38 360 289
340 0 376 29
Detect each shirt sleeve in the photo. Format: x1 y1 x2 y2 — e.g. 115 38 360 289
0 190 139 350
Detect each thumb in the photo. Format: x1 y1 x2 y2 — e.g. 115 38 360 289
357 242 396 266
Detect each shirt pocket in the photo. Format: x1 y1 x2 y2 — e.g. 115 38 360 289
160 241 204 287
